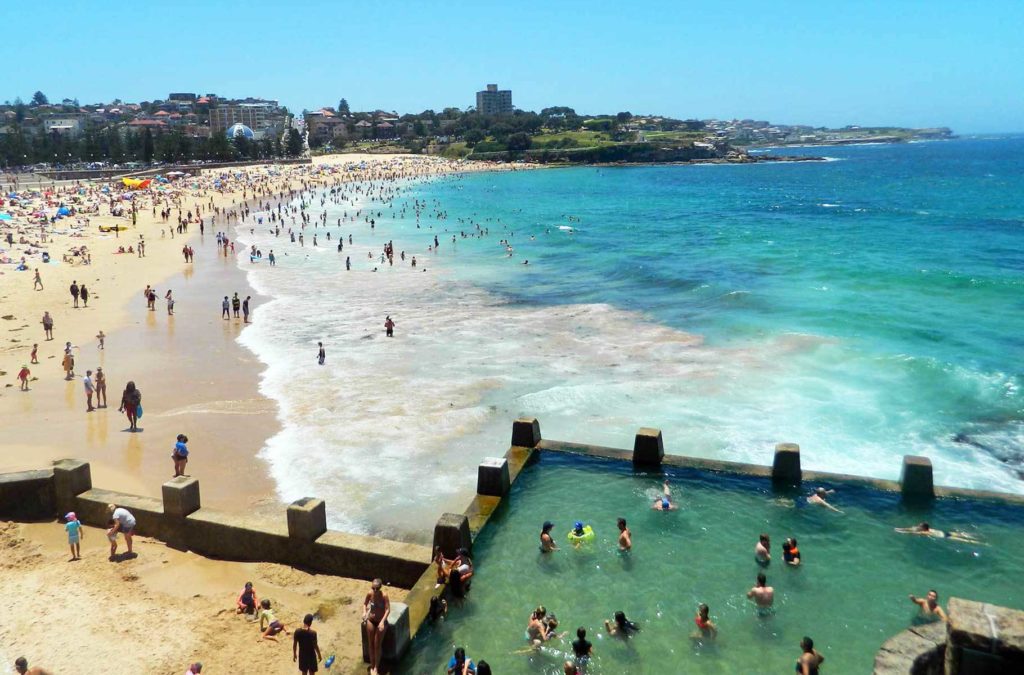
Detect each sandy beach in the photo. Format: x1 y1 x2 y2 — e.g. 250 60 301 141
0 153 528 673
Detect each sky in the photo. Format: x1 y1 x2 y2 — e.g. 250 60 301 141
3 1 1022 133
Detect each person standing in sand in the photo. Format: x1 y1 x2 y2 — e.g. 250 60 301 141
293 613 322 675
70 280 79 308
243 295 251 323
64 512 83 561
96 330 105 350
17 365 31 391
384 316 395 337
363 579 390 675
317 342 325 365
83 370 96 412
41 311 54 340
165 290 175 315
62 351 75 380
30 343 38 364
222 295 230 319
107 504 137 558
95 367 107 408
80 284 89 307
119 381 142 431
33 268 43 290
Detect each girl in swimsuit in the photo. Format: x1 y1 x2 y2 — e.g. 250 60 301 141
363 578 390 675
692 603 717 640
796 636 824 675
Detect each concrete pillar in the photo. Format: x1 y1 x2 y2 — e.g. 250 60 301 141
945 597 1024 674
477 457 510 496
362 601 410 663
900 455 934 499
772 443 802 485
161 476 201 518
287 498 327 541
511 417 542 447
53 459 92 514
632 428 664 467
432 512 471 558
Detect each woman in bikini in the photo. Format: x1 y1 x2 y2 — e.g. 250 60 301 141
362 578 390 675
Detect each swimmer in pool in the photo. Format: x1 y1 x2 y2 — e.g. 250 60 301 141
747 572 775 615
652 480 678 510
617 518 632 551
691 603 718 640
604 611 639 637
540 521 558 553
895 522 980 543
909 589 948 622
807 487 842 513
755 533 771 565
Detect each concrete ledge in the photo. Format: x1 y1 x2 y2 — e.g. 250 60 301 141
287 497 327 541
901 455 935 500
873 621 945 674
361 601 410 664
310 531 430 588
511 417 542 447
946 597 1024 672
76 488 168 538
432 513 471 558
633 428 665 466
162 477 201 518
53 459 91 515
0 470 55 520
772 443 802 485
477 457 510 496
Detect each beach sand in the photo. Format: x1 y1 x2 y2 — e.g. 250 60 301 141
0 520 405 674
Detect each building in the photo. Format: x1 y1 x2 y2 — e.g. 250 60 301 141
209 100 287 140
475 84 513 115
304 110 348 146
43 117 83 138
168 92 197 102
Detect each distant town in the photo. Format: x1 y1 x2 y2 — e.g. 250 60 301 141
0 85 954 169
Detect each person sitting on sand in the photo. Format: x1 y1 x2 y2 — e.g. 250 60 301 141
909 589 948 622
236 581 259 616
258 598 289 641
692 603 718 640
895 522 979 543
652 480 678 510
807 487 842 513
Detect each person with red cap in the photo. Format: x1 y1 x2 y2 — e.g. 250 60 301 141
64 512 83 561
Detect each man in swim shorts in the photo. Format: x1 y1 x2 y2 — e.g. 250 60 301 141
747 572 775 614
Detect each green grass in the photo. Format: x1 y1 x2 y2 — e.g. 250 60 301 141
641 130 706 142
531 130 618 148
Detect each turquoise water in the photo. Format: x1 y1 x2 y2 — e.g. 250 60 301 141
237 136 1024 539
398 452 1024 674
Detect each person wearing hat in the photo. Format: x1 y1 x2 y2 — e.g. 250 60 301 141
13 657 51 675
64 512 83 560
540 521 558 553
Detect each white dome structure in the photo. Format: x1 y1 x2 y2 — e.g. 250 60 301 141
226 123 255 139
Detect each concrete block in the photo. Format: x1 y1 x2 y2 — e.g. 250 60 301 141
53 459 92 513
772 443 802 485
946 597 1024 674
900 455 934 499
0 470 56 519
477 457 510 496
511 417 541 447
432 512 471 558
632 428 664 466
161 476 201 518
287 498 327 541
362 600 410 663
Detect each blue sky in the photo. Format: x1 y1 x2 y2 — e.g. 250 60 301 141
4 1 1022 132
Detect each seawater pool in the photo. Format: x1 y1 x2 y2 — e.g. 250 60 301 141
399 452 1024 674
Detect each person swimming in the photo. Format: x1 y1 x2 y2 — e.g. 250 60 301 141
807 487 842 513
540 521 558 553
895 522 980 544
652 480 678 510
604 611 639 637
692 603 718 640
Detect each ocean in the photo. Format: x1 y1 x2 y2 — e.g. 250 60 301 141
235 136 1024 541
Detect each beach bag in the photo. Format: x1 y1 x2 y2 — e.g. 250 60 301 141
136 405 143 419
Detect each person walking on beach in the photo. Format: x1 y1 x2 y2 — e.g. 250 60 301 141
95 366 107 408
165 290 175 315
107 503 137 558
147 287 157 311
384 316 395 337
317 342 326 365
83 370 96 412
41 312 53 340
33 268 43 290
268 250 276 266
80 284 89 308
62 350 75 380
17 364 31 391
30 344 38 364
243 296 251 323
293 613 322 675
70 280 80 308
172 433 189 477
96 330 105 350
119 381 142 432
222 295 230 319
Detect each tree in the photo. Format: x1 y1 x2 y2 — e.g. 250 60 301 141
31 91 49 106
338 98 350 116
463 129 485 147
13 98 26 123
506 132 532 157
286 128 303 156
143 128 155 163
616 111 633 123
